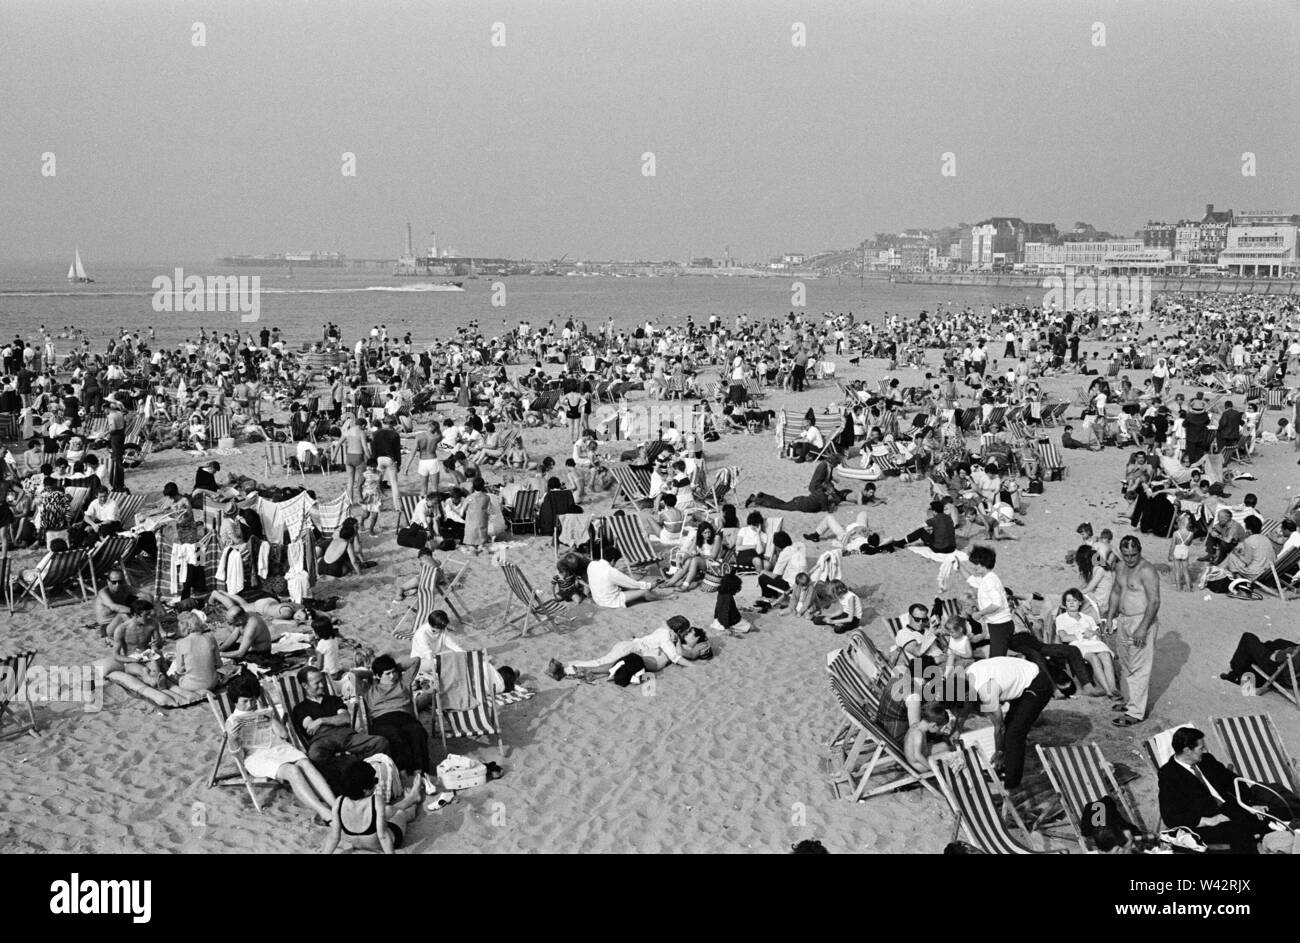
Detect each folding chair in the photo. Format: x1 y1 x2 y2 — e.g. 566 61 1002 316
108 492 147 530
608 464 654 513
205 689 283 813
1245 545 1300 605
498 560 570 635
0 556 12 614
827 673 942 802
431 650 506 759
1239 643 1300 709
264 442 294 479
825 643 886 759
930 742 1061 853
64 486 93 523
0 650 39 739
13 549 92 609
87 534 138 588
1212 713 1300 794
1035 742 1147 852
209 410 232 445
397 493 422 528
1034 439 1068 480
506 489 539 534
601 512 665 579
1141 724 1194 830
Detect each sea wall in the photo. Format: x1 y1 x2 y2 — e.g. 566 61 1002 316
889 272 1300 296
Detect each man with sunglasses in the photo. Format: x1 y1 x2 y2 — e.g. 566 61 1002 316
94 567 138 641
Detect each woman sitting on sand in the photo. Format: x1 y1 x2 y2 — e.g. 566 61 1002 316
168 611 222 694
224 674 336 821
318 517 365 578
322 761 423 855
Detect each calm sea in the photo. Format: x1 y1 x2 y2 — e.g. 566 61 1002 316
0 261 1039 352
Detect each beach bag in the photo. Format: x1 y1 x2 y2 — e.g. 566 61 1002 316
397 523 428 549
1027 477 1044 495
437 754 487 791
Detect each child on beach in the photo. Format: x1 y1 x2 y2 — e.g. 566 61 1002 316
1168 511 1195 591
359 466 382 535
711 573 752 635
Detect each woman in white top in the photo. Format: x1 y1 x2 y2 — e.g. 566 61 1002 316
734 510 767 570
1074 545 1112 621
1053 588 1117 695
586 550 658 607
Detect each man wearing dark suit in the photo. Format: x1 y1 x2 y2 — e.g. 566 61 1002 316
1216 401 1244 451
1158 727 1267 854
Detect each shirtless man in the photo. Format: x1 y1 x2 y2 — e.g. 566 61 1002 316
94 568 136 640
219 607 274 660
1104 535 1161 727
408 419 442 497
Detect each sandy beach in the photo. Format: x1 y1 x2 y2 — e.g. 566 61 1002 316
3 332 1297 856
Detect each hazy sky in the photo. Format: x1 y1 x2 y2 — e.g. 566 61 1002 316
3 0 1296 263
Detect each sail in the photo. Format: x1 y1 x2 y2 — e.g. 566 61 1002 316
68 260 76 279
74 249 87 279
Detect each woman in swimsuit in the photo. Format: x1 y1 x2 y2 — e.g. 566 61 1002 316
339 417 369 504
318 517 365 578
322 761 423 854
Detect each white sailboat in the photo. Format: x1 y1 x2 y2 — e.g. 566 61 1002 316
67 248 93 283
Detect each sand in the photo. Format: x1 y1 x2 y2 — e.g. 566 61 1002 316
3 342 1298 854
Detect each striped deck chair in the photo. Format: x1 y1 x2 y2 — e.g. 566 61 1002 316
209 410 232 445
602 512 665 579
264 442 295 479
88 534 137 587
205 689 283 813
827 673 941 802
955 406 981 432
507 489 539 534
396 493 422 528
393 558 475 637
0 651 39 739
1035 742 1147 852
1212 713 1300 795
315 493 349 536
825 642 886 759
981 405 1008 432
84 416 110 443
499 560 569 635
108 492 147 529
265 673 333 754
744 377 765 402
13 549 92 608
64 486 93 523
0 412 17 442
609 464 653 513
930 742 1059 853
1267 388 1291 410
1245 545 1300 605
1034 440 1067 480
432 650 506 759
1005 419 1032 447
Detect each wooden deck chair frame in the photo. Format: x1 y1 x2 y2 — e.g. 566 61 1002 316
1242 649 1300 709
828 675 942 802
1034 742 1146 852
498 560 570 635
930 742 1060 853
609 464 653 513
13 549 92 609
0 556 13 614
1247 545 1300 605
205 689 283 813
0 651 39 739
431 650 505 760
1212 713 1300 795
